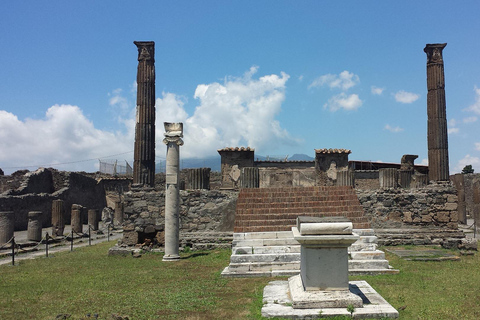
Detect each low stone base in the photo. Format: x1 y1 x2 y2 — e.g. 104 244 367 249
289 275 363 309
262 280 398 319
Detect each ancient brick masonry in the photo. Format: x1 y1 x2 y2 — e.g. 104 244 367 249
425 43 449 181
234 186 370 233
133 41 156 187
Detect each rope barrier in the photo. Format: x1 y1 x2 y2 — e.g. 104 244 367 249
0 236 15 250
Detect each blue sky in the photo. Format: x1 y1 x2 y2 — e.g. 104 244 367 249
1 1 479 174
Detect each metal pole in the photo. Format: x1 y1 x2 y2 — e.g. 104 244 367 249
11 236 15 266
45 232 49 258
107 224 110 242
70 232 73 252
88 225 91 246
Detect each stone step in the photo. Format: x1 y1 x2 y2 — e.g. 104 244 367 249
348 259 390 270
233 231 293 240
350 250 385 260
227 261 300 272
253 245 301 254
230 253 300 264
232 238 300 247
226 259 391 273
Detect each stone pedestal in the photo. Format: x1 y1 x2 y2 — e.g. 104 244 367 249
163 122 184 261
379 168 398 189
187 168 210 190
0 211 14 245
114 201 124 227
71 204 83 234
27 211 42 242
88 209 99 231
51 199 65 237
289 217 362 309
336 170 355 187
240 167 259 188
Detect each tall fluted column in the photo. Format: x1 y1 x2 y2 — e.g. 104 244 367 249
162 123 184 261
133 41 156 187
424 43 449 181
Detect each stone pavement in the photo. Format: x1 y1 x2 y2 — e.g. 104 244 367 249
0 224 123 266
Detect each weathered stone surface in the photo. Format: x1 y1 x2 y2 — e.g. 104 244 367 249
0 211 14 245
27 211 42 241
133 41 156 187
425 43 449 182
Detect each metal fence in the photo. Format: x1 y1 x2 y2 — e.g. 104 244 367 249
98 160 133 176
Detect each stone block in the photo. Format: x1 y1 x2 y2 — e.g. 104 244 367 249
459 238 478 251
122 230 138 246
435 211 450 222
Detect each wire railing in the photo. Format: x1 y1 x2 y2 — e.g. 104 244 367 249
0 224 116 266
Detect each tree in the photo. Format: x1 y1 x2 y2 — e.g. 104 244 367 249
462 165 474 174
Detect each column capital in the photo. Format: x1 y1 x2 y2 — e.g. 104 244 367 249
424 43 446 64
163 122 184 146
134 41 155 62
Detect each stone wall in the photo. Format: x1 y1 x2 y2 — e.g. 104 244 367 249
356 182 458 229
0 169 106 230
122 188 237 246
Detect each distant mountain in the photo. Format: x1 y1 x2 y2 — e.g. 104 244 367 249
288 153 315 161
155 153 314 173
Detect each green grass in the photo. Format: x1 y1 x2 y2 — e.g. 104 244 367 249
0 243 479 319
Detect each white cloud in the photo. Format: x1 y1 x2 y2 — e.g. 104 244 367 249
475 142 480 151
323 93 362 112
463 116 477 123
420 158 428 166
448 118 459 134
177 68 296 157
464 86 480 114
384 124 404 133
309 71 359 91
394 90 420 104
455 154 480 173
0 105 133 173
371 86 385 95
448 127 459 134
0 68 299 173
298 75 304 81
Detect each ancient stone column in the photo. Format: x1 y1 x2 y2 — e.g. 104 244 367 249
51 199 65 237
71 204 83 234
133 41 156 187
187 168 211 190
240 167 259 188
114 201 124 227
88 209 99 231
27 211 42 242
163 122 184 261
399 170 413 189
425 43 449 181
0 211 14 245
336 170 355 187
379 168 398 189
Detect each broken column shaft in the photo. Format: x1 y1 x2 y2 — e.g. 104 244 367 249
162 122 184 261
51 199 65 237
27 211 42 242
133 41 156 187
425 43 449 181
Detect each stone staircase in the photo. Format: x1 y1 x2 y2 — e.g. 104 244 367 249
221 230 397 277
234 186 370 232
222 187 397 277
